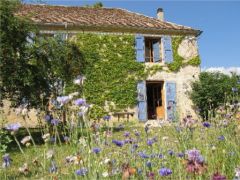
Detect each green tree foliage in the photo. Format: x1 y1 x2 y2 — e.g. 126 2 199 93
190 72 239 120
0 0 82 109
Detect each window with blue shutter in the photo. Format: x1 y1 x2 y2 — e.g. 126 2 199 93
165 82 176 121
135 35 145 62
137 81 147 121
163 36 173 63
153 40 160 62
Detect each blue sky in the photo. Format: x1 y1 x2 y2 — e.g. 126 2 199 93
26 0 240 68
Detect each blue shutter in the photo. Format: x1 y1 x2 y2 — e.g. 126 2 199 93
135 35 145 62
163 36 173 63
137 81 147 121
165 82 176 121
153 41 160 62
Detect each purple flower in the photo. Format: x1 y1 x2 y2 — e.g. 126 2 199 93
5 123 21 132
212 172 227 180
218 135 225 141
168 150 174 156
146 161 152 168
44 114 52 122
50 137 56 143
202 122 211 128
2 154 11 168
134 130 140 137
49 161 57 173
124 131 130 137
147 139 154 146
74 98 86 106
112 140 124 147
63 136 70 142
186 149 204 163
51 119 59 126
92 147 101 154
103 115 111 121
76 168 88 176
56 96 70 105
159 168 172 176
177 152 184 158
138 151 149 159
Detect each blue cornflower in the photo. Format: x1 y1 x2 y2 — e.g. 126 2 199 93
218 135 225 141
76 168 88 176
5 123 21 132
2 154 11 168
51 119 59 126
202 121 211 128
138 151 149 159
112 140 124 147
186 149 204 163
146 161 152 168
177 152 184 158
74 98 86 106
44 114 52 122
123 131 130 137
103 115 111 121
49 161 57 173
159 167 172 176
92 147 101 154
168 150 174 156
147 139 154 146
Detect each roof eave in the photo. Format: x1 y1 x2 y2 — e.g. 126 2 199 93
34 22 201 36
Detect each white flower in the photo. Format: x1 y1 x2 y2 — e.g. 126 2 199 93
21 136 31 145
46 149 54 159
235 167 240 178
162 136 169 141
42 133 50 140
104 158 110 164
102 172 109 177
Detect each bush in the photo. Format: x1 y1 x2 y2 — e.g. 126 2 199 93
190 72 239 120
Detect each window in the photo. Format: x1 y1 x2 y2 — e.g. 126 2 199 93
145 37 161 63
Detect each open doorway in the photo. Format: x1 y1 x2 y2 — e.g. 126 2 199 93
146 81 165 120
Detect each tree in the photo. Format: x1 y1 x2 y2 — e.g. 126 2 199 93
0 0 82 109
190 71 239 120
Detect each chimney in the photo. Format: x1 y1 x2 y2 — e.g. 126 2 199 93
157 8 164 21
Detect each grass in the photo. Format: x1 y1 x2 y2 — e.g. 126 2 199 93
1 120 240 179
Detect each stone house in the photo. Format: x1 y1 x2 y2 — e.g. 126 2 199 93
16 4 202 122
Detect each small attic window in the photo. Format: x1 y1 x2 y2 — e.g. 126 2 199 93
145 37 161 63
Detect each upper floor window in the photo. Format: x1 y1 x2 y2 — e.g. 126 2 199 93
145 37 161 63
135 35 173 64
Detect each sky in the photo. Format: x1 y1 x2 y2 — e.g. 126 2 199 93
25 0 240 69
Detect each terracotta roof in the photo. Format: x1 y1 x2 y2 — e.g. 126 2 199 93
16 4 201 36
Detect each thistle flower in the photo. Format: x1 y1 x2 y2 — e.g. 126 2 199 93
76 168 88 176
5 123 21 132
212 172 227 180
159 167 172 176
147 171 155 179
21 136 31 145
2 154 11 168
74 98 86 106
92 147 101 154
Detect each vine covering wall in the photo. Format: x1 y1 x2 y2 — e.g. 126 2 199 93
73 33 145 118
71 33 200 119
